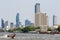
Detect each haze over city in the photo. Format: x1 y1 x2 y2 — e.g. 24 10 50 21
0 0 60 27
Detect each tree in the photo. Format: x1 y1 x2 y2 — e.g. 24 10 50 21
21 26 37 33
21 26 31 33
47 27 52 31
7 29 14 32
57 25 60 32
16 27 21 31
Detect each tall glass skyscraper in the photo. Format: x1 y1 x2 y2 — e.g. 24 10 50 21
16 13 20 27
1 18 5 28
35 3 40 13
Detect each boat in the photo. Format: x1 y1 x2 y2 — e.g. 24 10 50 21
7 33 16 39
39 31 60 34
0 33 16 39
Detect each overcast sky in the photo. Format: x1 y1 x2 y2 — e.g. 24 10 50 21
0 0 60 27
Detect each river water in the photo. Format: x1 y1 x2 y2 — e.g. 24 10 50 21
0 32 60 40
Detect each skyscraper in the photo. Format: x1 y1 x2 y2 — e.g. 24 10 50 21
5 21 10 30
35 3 40 13
35 13 48 32
1 18 5 28
35 3 48 32
10 22 14 28
5 21 8 27
35 13 48 26
16 13 20 27
53 15 57 26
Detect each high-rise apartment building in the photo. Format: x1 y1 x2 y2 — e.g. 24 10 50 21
35 13 48 26
35 3 48 32
35 13 48 32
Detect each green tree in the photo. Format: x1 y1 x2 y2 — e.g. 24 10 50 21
21 26 37 33
8 29 14 32
47 27 52 31
16 27 21 30
57 25 60 32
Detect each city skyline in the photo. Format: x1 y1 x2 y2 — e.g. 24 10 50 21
0 0 60 27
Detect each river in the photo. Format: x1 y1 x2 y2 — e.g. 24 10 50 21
0 32 60 40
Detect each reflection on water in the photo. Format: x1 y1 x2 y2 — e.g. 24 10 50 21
0 32 60 40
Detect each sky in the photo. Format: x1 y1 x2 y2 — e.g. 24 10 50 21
0 0 60 27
